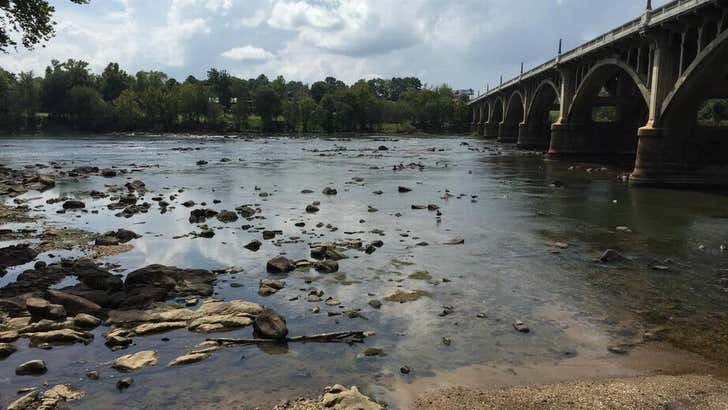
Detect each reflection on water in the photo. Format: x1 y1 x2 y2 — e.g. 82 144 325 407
0 135 727 409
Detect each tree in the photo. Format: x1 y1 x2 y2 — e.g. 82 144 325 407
206 68 232 108
113 89 142 130
0 0 89 52
254 86 281 132
42 59 93 121
100 63 132 101
15 71 40 129
67 85 107 130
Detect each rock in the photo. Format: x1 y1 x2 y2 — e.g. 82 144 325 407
189 208 218 223
112 350 159 372
444 237 465 245
25 297 67 321
6 391 38 410
398 186 412 193
62 200 85 209
216 210 239 223
362 347 385 357
322 187 337 195
378 145 388 151
187 300 263 333
266 256 296 274
262 230 276 240
16 359 47 375
368 299 382 309
0 244 38 269
46 290 103 316
259 279 286 296
384 290 430 303
305 204 320 213
29 329 94 346
0 342 16 358
182 200 195 207
86 370 99 380
513 320 530 333
105 335 132 350
599 249 625 263
244 240 262 251
124 264 216 302
94 235 120 246
168 352 211 366
125 180 146 192
107 228 141 243
237 206 256 218
133 321 187 335
101 168 117 177
253 308 288 339
0 330 19 342
400 365 411 374
321 385 382 410
116 378 134 390
314 259 339 273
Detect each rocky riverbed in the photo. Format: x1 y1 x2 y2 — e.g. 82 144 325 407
0 134 727 409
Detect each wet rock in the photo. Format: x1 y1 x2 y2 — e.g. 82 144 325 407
266 256 296 274
400 365 411 374
168 352 211 366
6 391 39 410
368 299 382 309
116 378 133 390
599 249 625 263
133 321 187 335
25 297 67 321
259 279 286 296
181 200 195 207
0 342 16 358
107 229 141 243
29 329 94 346
321 385 382 410
216 210 239 223
237 206 257 218
94 235 120 246
305 204 320 213
189 208 218 223
444 237 465 245
513 320 530 333
123 264 216 305
187 300 262 333
16 359 47 375
105 335 132 350
86 370 99 380
263 230 277 240
398 186 412 193
384 290 430 303
125 180 146 192
62 200 85 209
0 244 38 270
0 330 19 342
253 308 288 339
100 168 118 177
314 259 339 273
112 350 159 372
361 347 385 357
244 239 262 251
378 145 388 151
322 187 337 195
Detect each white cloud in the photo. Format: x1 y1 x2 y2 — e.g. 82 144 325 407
222 45 275 61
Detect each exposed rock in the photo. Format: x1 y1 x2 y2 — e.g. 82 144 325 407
0 342 16 358
46 289 103 316
321 385 382 410
216 210 239 223
123 264 216 306
0 244 38 269
168 352 211 366
244 239 262 251
72 313 101 329
29 328 94 346
62 200 85 209
253 308 288 339
182 200 195 207
6 391 38 410
267 256 296 274
237 206 257 218
322 187 337 195
314 259 339 273
112 350 159 372
306 204 320 213
105 335 132 350
259 279 286 296
125 180 146 192
0 330 19 342
398 186 412 193
444 237 465 245
16 359 47 375
384 290 430 303
599 249 626 263
368 300 382 309
25 297 67 321
116 378 133 390
513 320 530 333
101 168 117 177
189 208 218 224
133 321 187 335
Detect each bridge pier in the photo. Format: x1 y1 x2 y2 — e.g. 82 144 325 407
483 123 499 139
517 123 550 150
498 123 518 143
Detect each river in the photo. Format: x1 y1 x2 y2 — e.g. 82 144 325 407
1 134 727 409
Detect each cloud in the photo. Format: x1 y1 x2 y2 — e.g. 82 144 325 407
221 46 275 61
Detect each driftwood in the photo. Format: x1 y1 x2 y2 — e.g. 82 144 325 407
207 331 369 345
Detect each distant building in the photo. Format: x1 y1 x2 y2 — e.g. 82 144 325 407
454 89 474 100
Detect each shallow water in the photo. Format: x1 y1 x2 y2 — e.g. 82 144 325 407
1 134 727 409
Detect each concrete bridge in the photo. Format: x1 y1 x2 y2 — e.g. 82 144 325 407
469 0 728 187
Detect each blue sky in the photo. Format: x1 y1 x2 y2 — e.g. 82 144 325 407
0 0 670 90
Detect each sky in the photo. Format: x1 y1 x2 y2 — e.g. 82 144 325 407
0 0 671 91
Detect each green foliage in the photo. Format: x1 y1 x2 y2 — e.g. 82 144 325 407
0 0 89 52
0 59 473 135
697 99 728 127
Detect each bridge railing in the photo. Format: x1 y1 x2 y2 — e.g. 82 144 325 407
471 0 711 104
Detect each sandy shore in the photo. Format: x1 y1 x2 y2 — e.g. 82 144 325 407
413 374 728 409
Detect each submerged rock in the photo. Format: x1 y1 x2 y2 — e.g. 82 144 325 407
168 352 211 366
266 256 296 274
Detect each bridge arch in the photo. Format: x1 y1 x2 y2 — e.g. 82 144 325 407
500 91 525 143
651 29 728 175
491 96 505 124
520 80 560 149
560 58 649 157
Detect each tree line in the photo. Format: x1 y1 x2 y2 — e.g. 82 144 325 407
0 59 472 134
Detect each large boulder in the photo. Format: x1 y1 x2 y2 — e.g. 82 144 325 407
70 259 124 292
189 209 218 224
216 210 239 223
28 329 94 346
253 308 288 339
124 265 216 298
15 359 47 375
112 350 158 372
0 244 37 270
45 289 103 316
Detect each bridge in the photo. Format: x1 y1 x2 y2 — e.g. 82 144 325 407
469 0 728 187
